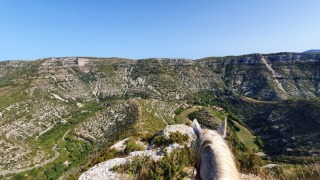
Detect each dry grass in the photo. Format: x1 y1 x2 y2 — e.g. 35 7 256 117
258 162 320 180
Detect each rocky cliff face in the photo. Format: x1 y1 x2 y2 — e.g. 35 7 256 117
1 53 319 104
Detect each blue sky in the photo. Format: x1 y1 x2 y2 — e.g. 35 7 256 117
1 0 320 60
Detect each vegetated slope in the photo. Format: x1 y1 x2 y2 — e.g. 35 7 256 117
2 53 319 104
79 104 262 180
215 96 320 159
0 52 320 178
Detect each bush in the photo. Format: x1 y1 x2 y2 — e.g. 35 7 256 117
153 135 170 147
174 106 184 115
237 150 263 174
153 131 189 147
169 131 189 145
124 138 145 155
255 136 264 148
114 146 195 179
12 174 24 180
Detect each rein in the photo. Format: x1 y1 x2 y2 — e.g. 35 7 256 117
194 159 201 180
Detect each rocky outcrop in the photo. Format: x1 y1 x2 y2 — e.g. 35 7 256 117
79 124 194 180
79 124 261 180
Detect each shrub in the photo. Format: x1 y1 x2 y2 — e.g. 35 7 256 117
124 138 145 155
169 131 189 145
185 120 191 126
255 136 264 148
114 146 195 179
237 151 263 174
174 106 184 115
153 131 189 147
12 174 24 180
153 135 170 147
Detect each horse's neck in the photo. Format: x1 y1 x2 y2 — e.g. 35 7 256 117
199 136 239 180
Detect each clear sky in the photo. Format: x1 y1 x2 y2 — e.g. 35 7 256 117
1 0 320 60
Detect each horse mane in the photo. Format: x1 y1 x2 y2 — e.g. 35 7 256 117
193 119 239 180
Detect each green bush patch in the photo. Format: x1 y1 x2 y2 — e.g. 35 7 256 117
153 131 189 147
114 146 194 179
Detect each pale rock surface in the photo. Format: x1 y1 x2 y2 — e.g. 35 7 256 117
162 124 195 139
240 173 261 180
79 124 193 180
262 164 278 169
110 138 128 151
78 124 261 180
79 158 127 180
52 93 68 102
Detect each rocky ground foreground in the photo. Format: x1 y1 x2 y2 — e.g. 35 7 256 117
79 124 261 180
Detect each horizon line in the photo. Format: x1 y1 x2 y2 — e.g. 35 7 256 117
1 50 319 61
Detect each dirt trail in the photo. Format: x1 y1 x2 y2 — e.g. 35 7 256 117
0 129 70 176
175 106 202 123
0 144 59 176
240 96 280 104
62 129 70 140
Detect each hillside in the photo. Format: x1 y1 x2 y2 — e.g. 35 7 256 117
215 96 320 158
0 52 320 179
303 49 320 54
